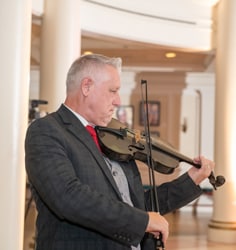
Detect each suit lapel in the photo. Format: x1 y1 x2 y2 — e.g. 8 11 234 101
55 105 122 198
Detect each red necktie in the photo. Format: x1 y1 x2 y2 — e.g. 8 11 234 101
86 125 101 151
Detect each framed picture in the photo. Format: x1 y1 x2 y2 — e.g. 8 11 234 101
139 101 161 126
113 105 134 129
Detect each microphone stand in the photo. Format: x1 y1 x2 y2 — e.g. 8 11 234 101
140 80 165 250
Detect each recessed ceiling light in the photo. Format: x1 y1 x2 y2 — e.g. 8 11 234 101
165 52 176 58
83 51 93 55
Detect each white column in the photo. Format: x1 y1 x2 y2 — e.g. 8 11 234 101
0 1 31 250
208 0 236 243
40 0 81 112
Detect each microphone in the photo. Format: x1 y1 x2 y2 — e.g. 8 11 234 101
29 99 48 121
30 99 48 108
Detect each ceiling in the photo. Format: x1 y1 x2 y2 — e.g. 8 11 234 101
81 32 215 73
31 22 215 73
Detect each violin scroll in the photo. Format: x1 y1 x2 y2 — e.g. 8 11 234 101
208 172 225 190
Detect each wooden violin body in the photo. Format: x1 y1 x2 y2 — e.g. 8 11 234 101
95 118 225 189
95 118 198 175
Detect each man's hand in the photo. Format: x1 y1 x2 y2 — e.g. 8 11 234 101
188 155 215 185
146 212 169 244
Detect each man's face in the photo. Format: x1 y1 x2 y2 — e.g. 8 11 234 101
85 65 121 126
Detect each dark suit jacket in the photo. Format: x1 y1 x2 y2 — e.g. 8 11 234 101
25 105 202 250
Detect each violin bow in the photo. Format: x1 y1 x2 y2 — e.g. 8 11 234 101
141 79 165 250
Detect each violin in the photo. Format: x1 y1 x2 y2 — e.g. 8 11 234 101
95 118 225 190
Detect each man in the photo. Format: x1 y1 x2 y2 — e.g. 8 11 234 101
25 54 214 250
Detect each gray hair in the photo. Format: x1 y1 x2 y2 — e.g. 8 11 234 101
66 54 122 93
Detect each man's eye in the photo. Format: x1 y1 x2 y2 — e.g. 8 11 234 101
110 89 117 93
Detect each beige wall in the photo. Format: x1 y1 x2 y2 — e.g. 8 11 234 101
131 72 186 149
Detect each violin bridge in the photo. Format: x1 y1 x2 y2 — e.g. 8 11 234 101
134 130 141 143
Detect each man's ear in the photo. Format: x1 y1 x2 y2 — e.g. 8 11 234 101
81 77 92 96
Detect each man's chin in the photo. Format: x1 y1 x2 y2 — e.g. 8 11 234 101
98 117 112 127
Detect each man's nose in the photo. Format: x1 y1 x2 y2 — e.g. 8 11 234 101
114 93 121 106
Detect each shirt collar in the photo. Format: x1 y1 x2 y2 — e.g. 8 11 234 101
63 104 91 127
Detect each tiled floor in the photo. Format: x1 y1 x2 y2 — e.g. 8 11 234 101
23 197 236 250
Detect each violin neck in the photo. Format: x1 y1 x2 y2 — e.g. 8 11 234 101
152 138 201 169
